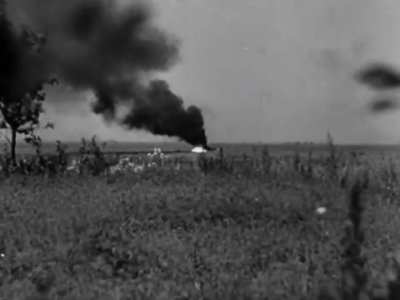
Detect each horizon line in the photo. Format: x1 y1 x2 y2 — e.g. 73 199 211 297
7 140 400 147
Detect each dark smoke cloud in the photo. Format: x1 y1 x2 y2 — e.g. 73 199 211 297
123 80 207 146
355 63 400 90
369 98 398 113
0 11 48 102
3 0 208 146
355 62 400 114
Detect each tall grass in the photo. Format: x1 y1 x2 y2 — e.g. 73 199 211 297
1 141 400 299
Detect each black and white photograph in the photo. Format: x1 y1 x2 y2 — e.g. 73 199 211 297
2 0 400 299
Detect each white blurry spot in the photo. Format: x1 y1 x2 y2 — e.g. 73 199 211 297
134 165 145 173
0 253 5 258
192 146 207 153
316 207 327 215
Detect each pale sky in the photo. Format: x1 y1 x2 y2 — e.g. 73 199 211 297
39 0 400 144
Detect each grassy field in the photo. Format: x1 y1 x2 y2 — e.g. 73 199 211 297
1 144 400 299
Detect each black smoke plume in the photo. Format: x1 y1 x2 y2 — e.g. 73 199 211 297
122 80 207 146
355 63 400 90
2 0 208 146
355 62 400 114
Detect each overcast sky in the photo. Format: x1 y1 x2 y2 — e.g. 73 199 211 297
37 0 400 144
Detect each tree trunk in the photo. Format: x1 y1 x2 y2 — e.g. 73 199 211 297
10 127 16 166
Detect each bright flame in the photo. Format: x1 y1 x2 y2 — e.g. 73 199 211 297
192 146 207 153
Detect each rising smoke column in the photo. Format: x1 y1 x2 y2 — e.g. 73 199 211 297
123 80 207 146
5 0 208 146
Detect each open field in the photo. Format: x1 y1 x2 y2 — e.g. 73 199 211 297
1 144 400 299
